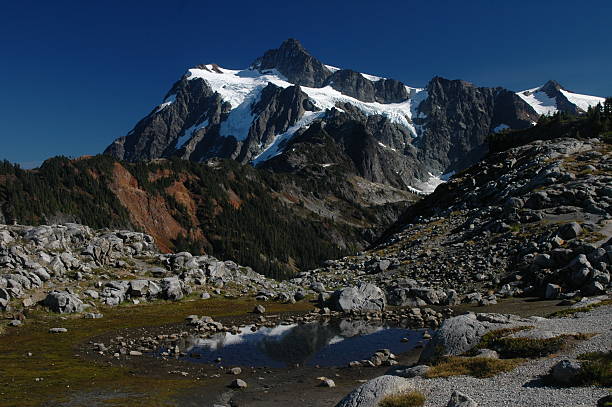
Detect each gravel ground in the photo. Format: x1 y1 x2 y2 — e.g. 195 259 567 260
414 305 611 407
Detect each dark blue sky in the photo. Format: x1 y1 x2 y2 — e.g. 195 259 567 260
1 0 610 167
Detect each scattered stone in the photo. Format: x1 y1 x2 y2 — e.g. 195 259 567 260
447 390 478 407
318 378 336 387
230 379 247 389
229 367 242 375
49 328 68 334
253 304 266 314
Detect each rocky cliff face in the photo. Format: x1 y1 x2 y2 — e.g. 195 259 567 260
415 77 537 174
104 39 609 194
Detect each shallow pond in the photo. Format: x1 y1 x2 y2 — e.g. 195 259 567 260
162 319 428 368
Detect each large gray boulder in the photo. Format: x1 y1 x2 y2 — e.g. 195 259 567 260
44 290 84 313
418 313 530 364
330 283 386 312
335 375 415 407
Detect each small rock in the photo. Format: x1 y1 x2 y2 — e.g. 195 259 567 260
447 390 478 407
318 378 335 387
230 379 247 389
229 367 242 375
253 304 266 314
49 327 68 334
8 320 22 327
129 350 143 356
544 283 562 299
474 349 499 359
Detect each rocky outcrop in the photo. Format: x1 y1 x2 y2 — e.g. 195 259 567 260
335 375 415 407
329 283 386 313
252 38 332 87
323 69 409 103
44 290 84 314
416 77 537 174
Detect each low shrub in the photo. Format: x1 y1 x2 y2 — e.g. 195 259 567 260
379 391 426 407
576 351 612 386
424 356 523 379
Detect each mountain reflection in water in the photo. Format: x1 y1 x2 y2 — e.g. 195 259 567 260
169 320 426 368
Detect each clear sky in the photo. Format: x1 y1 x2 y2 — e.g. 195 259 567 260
1 0 611 167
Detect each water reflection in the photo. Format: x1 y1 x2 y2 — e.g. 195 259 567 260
167 319 426 368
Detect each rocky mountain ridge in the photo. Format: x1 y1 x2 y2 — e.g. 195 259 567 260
104 39 605 194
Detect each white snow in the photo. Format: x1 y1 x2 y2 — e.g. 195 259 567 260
516 87 558 116
559 89 605 112
184 64 427 161
493 123 510 133
361 72 384 82
409 171 455 195
324 64 340 73
251 111 325 165
377 141 397 152
517 85 605 116
177 119 209 148
154 94 176 113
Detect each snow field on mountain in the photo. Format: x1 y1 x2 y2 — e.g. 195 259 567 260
517 85 605 116
516 88 558 116
560 89 605 112
184 65 426 148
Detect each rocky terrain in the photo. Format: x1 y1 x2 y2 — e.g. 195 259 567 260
300 137 611 308
335 303 611 407
0 222 317 317
2 126 611 406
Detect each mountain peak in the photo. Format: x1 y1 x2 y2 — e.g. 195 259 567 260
540 80 564 94
251 38 331 87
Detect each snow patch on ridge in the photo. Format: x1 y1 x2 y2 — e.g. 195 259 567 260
559 89 605 112
155 94 176 113
409 171 455 195
251 111 326 165
177 120 209 148
184 64 427 154
517 85 604 116
517 87 557 116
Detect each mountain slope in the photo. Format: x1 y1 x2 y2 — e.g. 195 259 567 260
300 113 612 303
103 39 608 193
0 155 415 279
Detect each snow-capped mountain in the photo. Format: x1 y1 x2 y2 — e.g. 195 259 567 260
516 80 605 116
104 39 605 193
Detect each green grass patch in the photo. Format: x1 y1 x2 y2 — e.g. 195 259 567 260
547 299 612 318
379 391 426 407
424 356 524 378
0 297 312 407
